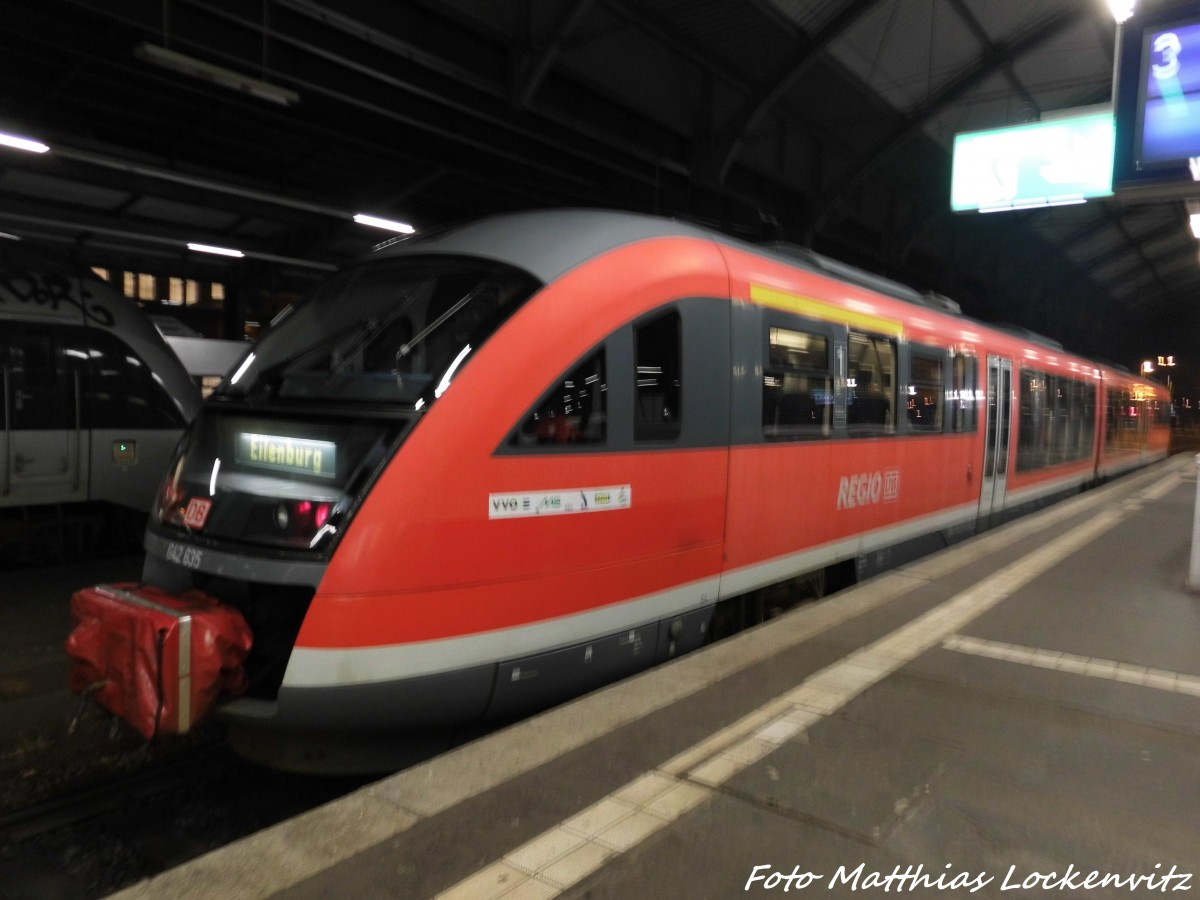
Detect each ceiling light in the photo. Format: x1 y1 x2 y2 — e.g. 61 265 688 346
353 213 416 234
1108 0 1136 24
0 131 49 153
1190 214 1200 239
135 43 300 107
188 242 245 258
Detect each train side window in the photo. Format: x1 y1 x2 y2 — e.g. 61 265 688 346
510 349 607 447
1017 369 1049 470
847 331 895 435
18 332 57 387
907 349 944 432
1050 377 1071 464
1157 398 1171 426
81 329 187 428
1075 380 1096 458
1106 387 1126 448
950 354 978 433
762 326 832 440
1112 388 1141 449
1018 370 1095 471
6 328 75 430
634 311 681 442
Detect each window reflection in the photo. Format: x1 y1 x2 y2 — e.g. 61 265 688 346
512 350 608 446
763 326 832 440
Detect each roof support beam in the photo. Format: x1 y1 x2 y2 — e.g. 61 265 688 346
705 0 883 185
1103 207 1172 297
807 6 1084 240
512 0 594 108
944 0 1041 117
1042 211 1182 299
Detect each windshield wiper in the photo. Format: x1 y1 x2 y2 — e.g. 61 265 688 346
233 277 435 395
397 282 486 361
333 277 435 373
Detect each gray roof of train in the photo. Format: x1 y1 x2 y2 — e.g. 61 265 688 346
359 209 1116 371
367 209 966 319
369 209 711 284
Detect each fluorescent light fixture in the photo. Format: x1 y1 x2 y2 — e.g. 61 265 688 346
1109 0 1136 24
353 213 416 234
0 131 49 153
188 242 244 258
1190 213 1200 239
135 43 300 107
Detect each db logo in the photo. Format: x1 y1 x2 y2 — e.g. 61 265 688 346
837 468 900 509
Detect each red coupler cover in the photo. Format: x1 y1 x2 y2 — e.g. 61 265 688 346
66 583 253 740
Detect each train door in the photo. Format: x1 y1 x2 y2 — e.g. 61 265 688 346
978 355 1012 522
1 325 85 507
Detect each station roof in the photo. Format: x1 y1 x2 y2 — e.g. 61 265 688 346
0 0 1194 386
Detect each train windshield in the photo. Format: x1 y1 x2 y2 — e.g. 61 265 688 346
218 257 540 407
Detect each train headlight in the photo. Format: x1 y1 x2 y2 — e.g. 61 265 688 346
314 502 331 529
155 454 189 526
269 499 338 541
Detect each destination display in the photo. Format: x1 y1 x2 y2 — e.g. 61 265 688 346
235 432 337 479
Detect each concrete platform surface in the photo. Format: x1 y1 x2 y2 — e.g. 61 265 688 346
111 455 1200 899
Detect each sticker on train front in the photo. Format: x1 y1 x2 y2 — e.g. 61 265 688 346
488 484 632 519
183 497 212 529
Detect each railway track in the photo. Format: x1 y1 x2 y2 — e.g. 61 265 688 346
0 738 232 843
0 730 375 898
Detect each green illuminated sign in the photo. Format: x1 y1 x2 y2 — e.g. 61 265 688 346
951 111 1115 213
235 432 337 479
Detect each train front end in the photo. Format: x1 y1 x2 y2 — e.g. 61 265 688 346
141 252 541 770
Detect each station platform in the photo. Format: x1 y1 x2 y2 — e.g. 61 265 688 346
113 454 1200 899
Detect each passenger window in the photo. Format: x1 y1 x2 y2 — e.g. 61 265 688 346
1018 370 1049 469
1107 388 1136 449
81 329 186 429
511 349 607 446
18 332 58 388
847 332 896 435
6 328 75 430
1017 370 1096 471
908 350 944 432
762 326 832 439
950 354 978 433
1157 398 1171 426
634 311 681 441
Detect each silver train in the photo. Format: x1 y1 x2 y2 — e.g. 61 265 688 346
1 242 201 562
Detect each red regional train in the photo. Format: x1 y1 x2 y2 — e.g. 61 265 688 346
139 210 1170 771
